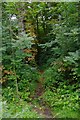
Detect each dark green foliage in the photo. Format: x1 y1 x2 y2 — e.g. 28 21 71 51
2 3 39 104
42 87 79 118
1 2 80 119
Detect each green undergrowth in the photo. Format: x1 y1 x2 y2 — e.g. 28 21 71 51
1 66 41 118
2 65 39 102
1 99 40 118
1 67 40 118
37 61 80 118
42 86 79 118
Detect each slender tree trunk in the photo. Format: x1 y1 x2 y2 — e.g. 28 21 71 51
17 3 26 36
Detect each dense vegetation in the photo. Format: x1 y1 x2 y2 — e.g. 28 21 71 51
0 2 80 118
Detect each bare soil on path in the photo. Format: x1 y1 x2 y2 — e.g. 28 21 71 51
30 70 54 118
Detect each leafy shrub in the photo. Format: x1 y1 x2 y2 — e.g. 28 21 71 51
2 100 40 118
2 32 39 102
42 86 79 118
2 68 39 102
62 50 80 84
42 64 63 89
43 49 80 89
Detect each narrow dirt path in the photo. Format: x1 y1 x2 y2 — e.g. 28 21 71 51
30 70 54 118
